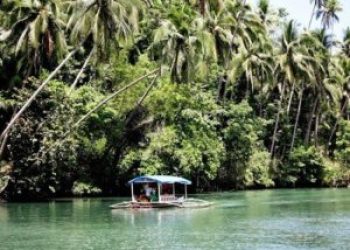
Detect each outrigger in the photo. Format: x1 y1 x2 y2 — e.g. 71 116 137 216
110 175 212 209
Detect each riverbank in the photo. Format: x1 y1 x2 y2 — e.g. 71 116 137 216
1 186 350 203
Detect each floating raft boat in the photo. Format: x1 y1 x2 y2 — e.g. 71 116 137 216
110 198 212 209
109 175 212 209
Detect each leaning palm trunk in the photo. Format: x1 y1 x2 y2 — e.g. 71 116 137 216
199 0 205 16
0 49 78 144
42 68 161 154
73 68 160 129
0 132 8 160
314 111 320 146
290 85 304 150
69 48 95 92
286 82 295 116
270 82 286 156
308 4 317 30
327 98 349 149
110 74 160 167
125 74 159 125
305 96 319 144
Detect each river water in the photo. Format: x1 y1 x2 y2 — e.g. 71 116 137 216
0 189 350 250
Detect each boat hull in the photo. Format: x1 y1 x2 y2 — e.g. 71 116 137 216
109 199 212 209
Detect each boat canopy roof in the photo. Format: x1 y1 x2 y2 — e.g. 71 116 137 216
128 175 192 185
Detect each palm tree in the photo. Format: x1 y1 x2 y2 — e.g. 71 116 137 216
302 30 333 145
342 28 350 57
288 33 324 150
258 0 272 25
224 0 271 99
228 42 273 98
0 0 144 144
67 0 141 59
150 1 205 83
66 0 142 89
0 0 67 76
203 0 237 68
270 21 321 153
308 0 325 30
0 0 76 148
327 56 350 149
317 0 342 34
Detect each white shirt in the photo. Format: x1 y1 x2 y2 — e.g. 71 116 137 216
145 187 152 197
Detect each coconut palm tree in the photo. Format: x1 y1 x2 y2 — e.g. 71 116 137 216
302 30 335 145
0 0 76 147
308 0 325 30
270 21 321 153
150 1 206 83
0 0 67 76
327 35 350 149
317 0 342 33
326 59 350 149
289 32 326 150
0 0 144 144
202 0 237 67
67 0 141 59
342 28 350 57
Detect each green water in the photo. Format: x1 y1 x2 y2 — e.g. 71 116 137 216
1 189 350 250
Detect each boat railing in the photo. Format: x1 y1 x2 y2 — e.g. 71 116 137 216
160 194 176 202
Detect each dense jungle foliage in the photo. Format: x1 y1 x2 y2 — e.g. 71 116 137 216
0 0 350 201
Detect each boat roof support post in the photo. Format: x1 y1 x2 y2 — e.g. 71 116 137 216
172 183 175 196
185 184 187 199
158 182 161 202
131 182 135 202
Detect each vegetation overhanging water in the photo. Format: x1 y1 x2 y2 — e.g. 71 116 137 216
0 0 350 201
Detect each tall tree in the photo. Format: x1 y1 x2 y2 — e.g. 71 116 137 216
317 0 342 34
67 0 142 59
0 0 67 76
308 0 324 30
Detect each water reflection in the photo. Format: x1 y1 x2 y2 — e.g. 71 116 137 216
0 204 8 222
111 207 212 226
1 189 350 250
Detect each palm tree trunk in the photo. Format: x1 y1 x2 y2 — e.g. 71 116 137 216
270 82 286 156
69 48 95 92
125 74 159 125
0 49 78 143
328 98 348 149
42 68 160 153
199 0 205 16
314 112 320 147
287 82 295 115
73 68 160 128
111 75 160 170
305 96 319 145
0 132 8 160
291 85 304 150
308 4 317 30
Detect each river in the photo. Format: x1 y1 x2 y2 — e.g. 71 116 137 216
0 189 350 249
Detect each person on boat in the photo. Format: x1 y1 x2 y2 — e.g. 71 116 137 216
150 188 158 202
143 184 153 201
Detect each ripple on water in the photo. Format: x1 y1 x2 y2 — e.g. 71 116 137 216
0 189 350 250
